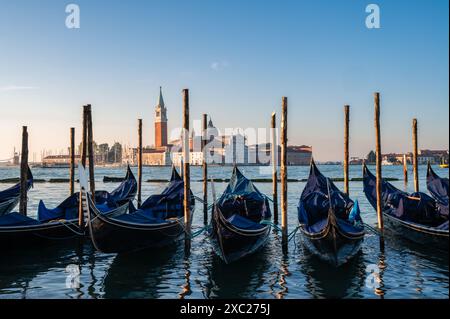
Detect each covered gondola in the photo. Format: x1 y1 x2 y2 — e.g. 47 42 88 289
0 167 34 216
363 164 448 250
37 165 137 222
427 163 449 218
87 167 195 253
0 166 134 247
209 166 271 264
297 160 364 267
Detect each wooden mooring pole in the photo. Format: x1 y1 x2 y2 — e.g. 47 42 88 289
403 154 408 184
202 113 208 225
79 105 88 229
281 97 288 250
138 119 143 208
344 105 350 195
183 89 191 253
271 112 279 224
87 104 95 202
19 126 28 216
412 118 419 192
70 127 75 196
374 92 384 230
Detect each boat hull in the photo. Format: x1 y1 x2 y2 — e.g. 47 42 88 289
300 221 364 267
210 209 271 264
88 198 193 253
383 212 449 251
0 202 129 247
0 219 81 247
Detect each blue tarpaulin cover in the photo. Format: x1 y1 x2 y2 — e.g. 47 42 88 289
113 166 193 223
298 160 362 231
363 164 447 229
0 212 40 227
216 166 271 223
38 166 136 222
227 214 265 230
136 167 190 219
427 164 449 217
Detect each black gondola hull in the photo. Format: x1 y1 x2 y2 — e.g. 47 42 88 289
89 215 187 253
300 222 364 267
0 202 129 248
383 212 449 251
210 210 270 264
88 197 194 253
0 220 81 248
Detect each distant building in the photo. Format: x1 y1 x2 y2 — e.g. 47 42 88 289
349 157 363 165
416 149 448 165
287 145 313 165
247 144 312 165
42 155 81 168
357 149 449 166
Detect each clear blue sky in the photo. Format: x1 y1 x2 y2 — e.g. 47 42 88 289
0 0 448 161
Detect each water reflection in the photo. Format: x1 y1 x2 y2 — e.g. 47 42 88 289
179 257 192 299
101 246 181 298
204 246 272 299
0 242 80 298
301 249 367 298
373 236 386 298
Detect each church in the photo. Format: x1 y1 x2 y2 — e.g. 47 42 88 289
134 87 172 166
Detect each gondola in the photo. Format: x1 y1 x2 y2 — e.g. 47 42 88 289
0 166 135 247
427 163 449 218
363 164 448 250
0 167 34 216
297 160 364 267
87 166 195 253
37 165 137 223
209 166 271 264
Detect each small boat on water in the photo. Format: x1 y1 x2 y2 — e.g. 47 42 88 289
427 163 449 218
87 166 195 253
209 166 271 264
0 166 136 246
297 160 364 267
363 164 448 250
439 157 449 169
0 167 34 216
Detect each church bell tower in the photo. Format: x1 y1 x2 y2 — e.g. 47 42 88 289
155 86 168 148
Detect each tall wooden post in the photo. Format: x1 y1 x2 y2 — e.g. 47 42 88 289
412 118 419 192
137 119 143 208
87 104 95 202
19 126 28 216
183 89 191 252
271 112 279 224
403 154 408 184
344 105 350 195
81 106 88 168
281 97 288 249
202 114 208 225
79 105 88 229
374 92 384 230
70 127 75 196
